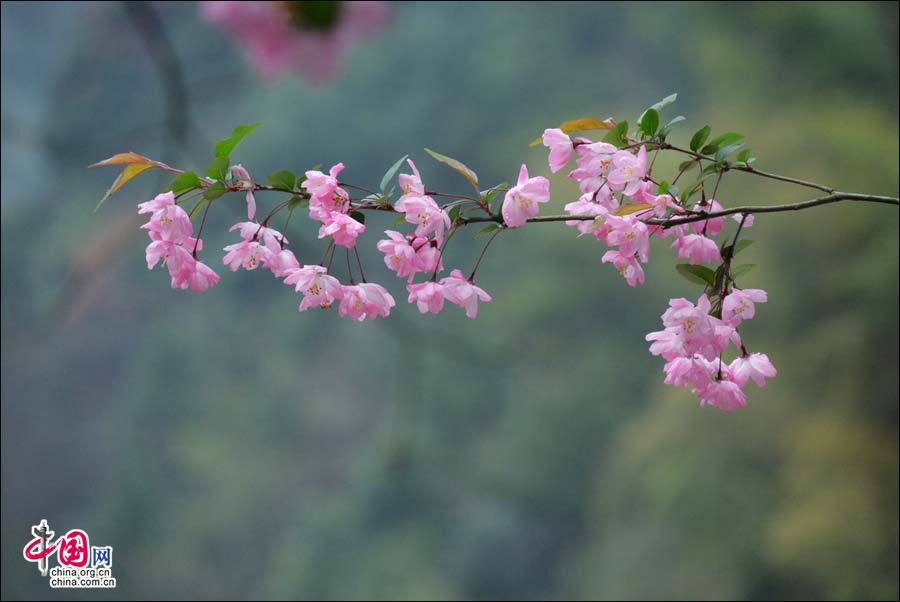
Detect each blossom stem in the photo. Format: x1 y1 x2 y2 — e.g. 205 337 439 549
192 198 213 258
468 227 503 280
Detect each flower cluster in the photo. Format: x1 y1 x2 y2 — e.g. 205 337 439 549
539 126 775 411
139 192 220 293
645 291 775 412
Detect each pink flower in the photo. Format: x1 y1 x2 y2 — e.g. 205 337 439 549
398 159 425 196
440 269 492 319
318 211 365 248
413 236 443 274
393 194 451 242
699 378 747 412
407 281 446 314
607 146 647 197
721 288 768 326
284 265 343 311
377 230 419 278
570 142 617 194
170 250 221 293
141 204 193 244
222 239 272 271
303 163 350 221
663 355 715 390
228 164 257 220
730 353 777 387
674 233 721 265
200 1 387 82
338 282 396 321
264 248 300 278
501 164 550 227
605 214 650 261
542 128 573 173
229 221 286 250
691 199 726 235
733 212 755 227
602 250 646 287
647 295 731 361
649 193 678 218
138 191 176 215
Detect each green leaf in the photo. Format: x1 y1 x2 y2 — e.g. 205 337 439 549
639 108 659 137
481 182 507 206
188 197 208 220
602 120 629 148
475 223 503 238
394 214 407 225
678 159 700 173
689 125 711 152
379 155 409 194
735 148 756 165
424 148 479 192
733 239 754 255
676 264 716 286
169 171 202 194
267 169 296 191
214 122 261 159
350 211 366 224
206 156 229 180
731 264 756 278
715 143 744 162
658 115 686 139
288 194 308 209
649 93 678 112
448 204 462 224
203 181 226 201
703 132 744 155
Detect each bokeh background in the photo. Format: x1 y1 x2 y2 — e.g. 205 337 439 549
2 2 898 600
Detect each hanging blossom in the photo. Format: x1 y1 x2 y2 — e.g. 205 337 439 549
139 191 220 293
200 1 388 82
501 164 550 227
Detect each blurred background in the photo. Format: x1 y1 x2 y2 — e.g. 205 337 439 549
1 2 898 600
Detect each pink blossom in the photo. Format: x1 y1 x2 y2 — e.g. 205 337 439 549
602 250 646 287
440 269 492 319
699 378 747 412
228 164 257 220
721 288 768 325
398 159 425 196
318 211 365 248
138 191 176 215
663 355 716 390
170 249 221 293
229 221 285 250
413 236 443 274
733 212 755 227
377 230 419 278
222 239 272 271
303 163 350 220
542 128 573 173
284 265 343 311
691 199 726 235
406 281 446 314
141 204 193 244
649 193 678 218
674 233 721 265
729 353 777 387
338 282 396 321
607 145 647 197
264 248 300 278
501 164 550 228
605 214 650 261
393 194 451 242
200 1 387 82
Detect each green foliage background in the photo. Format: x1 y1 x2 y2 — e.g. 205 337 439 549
1 2 897 600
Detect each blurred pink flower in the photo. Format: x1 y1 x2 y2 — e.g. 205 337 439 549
201 1 388 82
